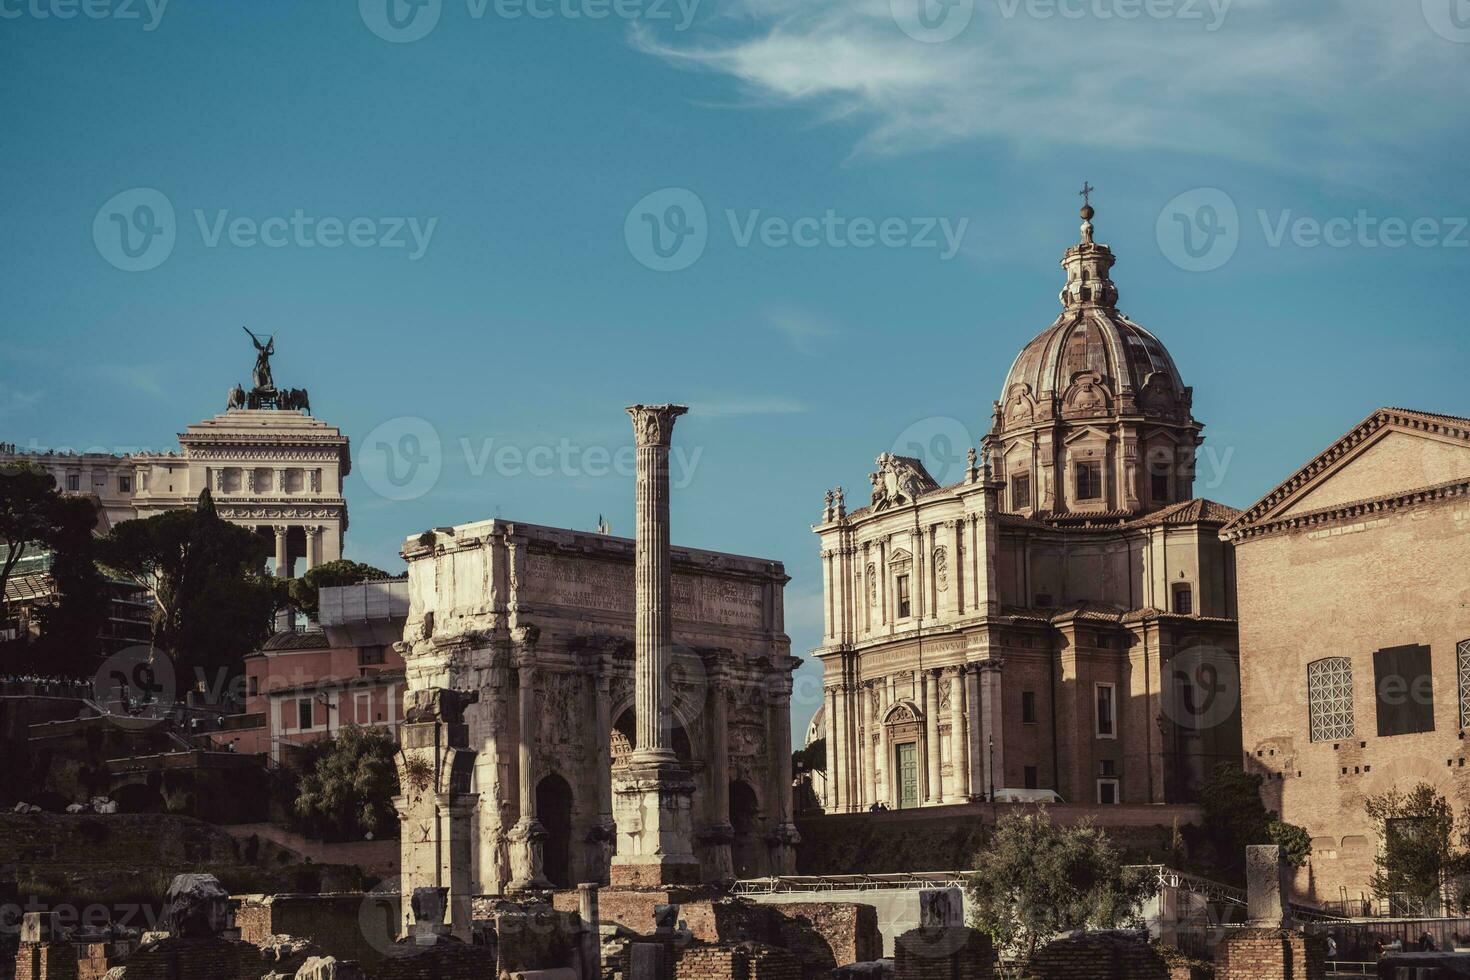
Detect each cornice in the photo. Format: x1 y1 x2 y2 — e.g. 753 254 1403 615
1223 475 1470 544
1226 407 1470 534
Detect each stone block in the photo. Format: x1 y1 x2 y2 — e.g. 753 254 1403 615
1245 845 1289 927
21 912 62 944
917 889 963 930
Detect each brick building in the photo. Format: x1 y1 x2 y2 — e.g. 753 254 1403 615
221 580 409 763
813 203 1241 812
1224 407 1470 908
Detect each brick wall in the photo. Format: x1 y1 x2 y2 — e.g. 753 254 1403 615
14 943 78 980
1027 935 1171 980
893 926 994 980
1235 482 1470 905
1216 929 1326 980
101 937 275 980
369 942 499 980
766 903 882 976
234 893 398 964
674 943 802 980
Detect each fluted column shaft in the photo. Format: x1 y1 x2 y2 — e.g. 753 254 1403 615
627 404 687 762
947 670 968 802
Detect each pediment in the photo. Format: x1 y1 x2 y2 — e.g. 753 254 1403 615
1227 408 1470 534
1062 424 1114 446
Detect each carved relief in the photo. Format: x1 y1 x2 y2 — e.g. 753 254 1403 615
1063 371 1112 417
866 564 877 607
933 546 949 593
1005 384 1036 426
869 453 939 511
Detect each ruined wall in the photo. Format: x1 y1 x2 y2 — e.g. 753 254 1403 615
1027 935 1172 980
673 944 802 980
1216 929 1326 980
796 804 1200 874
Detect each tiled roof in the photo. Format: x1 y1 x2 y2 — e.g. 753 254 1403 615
1127 498 1242 527
261 630 331 652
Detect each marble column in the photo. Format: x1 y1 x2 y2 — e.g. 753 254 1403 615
508 625 550 892
305 524 322 570
700 670 734 882
611 404 699 887
593 666 615 882
947 670 968 803
273 526 292 631
923 670 941 805
980 660 1006 799
770 677 800 873
831 684 847 812
964 665 984 800
875 684 889 805
858 687 870 811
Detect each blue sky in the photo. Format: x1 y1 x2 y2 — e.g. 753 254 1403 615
2 0 1467 733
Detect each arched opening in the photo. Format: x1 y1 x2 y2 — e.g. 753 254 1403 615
536 773 574 888
610 708 693 765
730 779 762 879
111 781 165 814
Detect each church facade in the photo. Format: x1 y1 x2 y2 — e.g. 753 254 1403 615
814 205 1242 812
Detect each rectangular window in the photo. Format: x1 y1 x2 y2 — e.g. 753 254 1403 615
1023 766 1038 790
66 474 79 491
896 574 912 619
1075 460 1103 501
118 476 131 493
1374 644 1434 737
1011 473 1032 510
1151 470 1169 503
359 645 386 666
297 698 314 731
1173 585 1193 615
1098 779 1120 805
247 676 259 697
1021 691 1037 724
1096 683 1116 738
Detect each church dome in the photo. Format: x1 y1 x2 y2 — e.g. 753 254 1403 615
994 203 1194 436
986 197 1203 518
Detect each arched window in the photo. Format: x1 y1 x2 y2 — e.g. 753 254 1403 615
1307 657 1355 742
1457 640 1470 730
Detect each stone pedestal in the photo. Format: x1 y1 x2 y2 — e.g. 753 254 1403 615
611 762 701 887
394 688 480 940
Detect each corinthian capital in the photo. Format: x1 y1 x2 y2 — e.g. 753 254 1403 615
626 404 689 447
510 624 541 650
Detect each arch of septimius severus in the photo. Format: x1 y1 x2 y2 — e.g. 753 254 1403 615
394 405 799 936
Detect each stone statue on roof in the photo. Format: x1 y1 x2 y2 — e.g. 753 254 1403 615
243 326 275 391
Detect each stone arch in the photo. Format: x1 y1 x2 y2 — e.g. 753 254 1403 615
880 699 922 726
729 779 762 879
536 772 574 888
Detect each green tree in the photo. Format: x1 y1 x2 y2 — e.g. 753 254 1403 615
99 489 275 682
292 725 401 841
285 559 391 619
966 810 1157 975
1199 763 1311 879
1365 782 1466 912
0 463 106 673
793 737 826 776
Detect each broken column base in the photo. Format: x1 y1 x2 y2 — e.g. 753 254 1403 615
610 763 701 888
1217 928 1327 980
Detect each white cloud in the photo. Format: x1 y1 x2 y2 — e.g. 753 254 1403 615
632 0 1467 169
768 308 841 354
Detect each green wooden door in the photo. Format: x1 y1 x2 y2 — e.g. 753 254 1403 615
897 743 919 809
